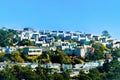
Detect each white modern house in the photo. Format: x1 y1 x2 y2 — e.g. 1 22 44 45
23 46 42 56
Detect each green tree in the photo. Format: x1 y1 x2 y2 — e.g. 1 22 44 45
11 65 39 80
103 57 119 73
89 42 109 60
112 48 120 57
11 50 24 63
103 57 120 80
36 66 48 79
62 69 71 80
18 39 34 46
53 72 64 80
54 36 61 42
102 30 111 38
88 68 101 80
77 73 92 80
71 57 84 64
50 52 72 64
0 52 5 62
3 65 17 80
38 53 51 63
0 28 19 47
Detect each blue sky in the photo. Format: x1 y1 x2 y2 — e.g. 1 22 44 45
0 0 120 39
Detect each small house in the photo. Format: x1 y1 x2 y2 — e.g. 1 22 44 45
23 46 42 56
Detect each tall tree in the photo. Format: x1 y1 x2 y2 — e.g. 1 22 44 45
18 39 34 46
102 30 111 38
88 42 109 60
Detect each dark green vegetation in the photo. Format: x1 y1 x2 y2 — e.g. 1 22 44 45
0 65 71 80
0 28 34 47
85 42 109 61
0 28 18 47
18 39 34 46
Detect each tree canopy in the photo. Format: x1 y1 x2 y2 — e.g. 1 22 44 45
102 30 111 38
0 29 18 47
18 39 34 46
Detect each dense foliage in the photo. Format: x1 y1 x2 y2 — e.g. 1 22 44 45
0 29 18 47
0 65 71 80
85 42 109 61
18 39 34 46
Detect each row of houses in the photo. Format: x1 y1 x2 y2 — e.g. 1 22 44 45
18 28 120 48
1 28 119 58
0 59 105 77
0 43 93 58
